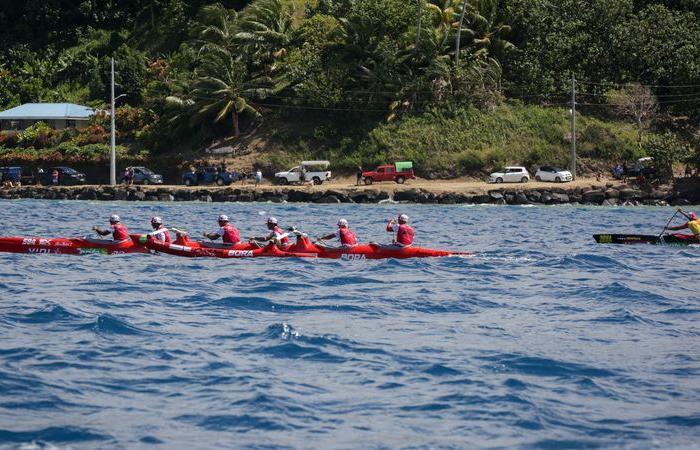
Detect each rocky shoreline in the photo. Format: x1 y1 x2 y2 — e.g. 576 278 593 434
1 182 698 206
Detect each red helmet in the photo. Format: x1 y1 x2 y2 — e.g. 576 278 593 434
689 212 698 220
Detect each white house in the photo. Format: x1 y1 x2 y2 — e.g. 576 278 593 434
0 103 96 131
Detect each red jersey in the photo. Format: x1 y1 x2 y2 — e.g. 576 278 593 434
153 226 171 243
387 222 414 246
338 227 357 246
272 226 289 246
112 223 129 241
218 224 241 244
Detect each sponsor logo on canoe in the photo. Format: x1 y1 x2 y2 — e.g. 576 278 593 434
78 248 108 255
22 238 36 245
227 250 254 257
27 248 60 254
598 234 612 244
341 254 366 260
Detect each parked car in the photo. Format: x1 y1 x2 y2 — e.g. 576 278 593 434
182 166 239 186
128 167 163 185
275 161 331 185
0 166 35 185
488 166 531 183
40 167 86 186
362 161 415 185
624 157 657 178
535 166 573 183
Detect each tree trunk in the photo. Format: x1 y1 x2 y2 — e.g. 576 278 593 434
455 0 469 64
415 0 422 55
232 109 240 138
637 115 643 148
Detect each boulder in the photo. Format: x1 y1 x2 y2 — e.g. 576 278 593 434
515 192 529 204
605 189 620 199
488 190 504 201
128 190 146 201
619 189 643 201
526 190 542 202
582 190 605 204
394 189 422 202
158 193 175 202
113 189 127 201
552 193 570 203
473 194 491 204
438 193 457 204
315 195 341 203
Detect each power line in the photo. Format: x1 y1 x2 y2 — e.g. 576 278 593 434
578 80 700 89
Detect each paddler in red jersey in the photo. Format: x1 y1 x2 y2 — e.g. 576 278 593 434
667 210 700 238
93 214 130 241
250 217 290 249
386 214 414 246
318 218 358 247
149 216 171 243
203 215 240 245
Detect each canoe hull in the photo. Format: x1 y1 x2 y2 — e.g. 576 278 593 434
0 234 148 255
593 233 700 246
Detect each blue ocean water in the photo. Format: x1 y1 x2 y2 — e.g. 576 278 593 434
1 199 699 449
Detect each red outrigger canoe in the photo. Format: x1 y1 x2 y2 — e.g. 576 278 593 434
145 235 470 260
0 234 148 255
144 235 315 258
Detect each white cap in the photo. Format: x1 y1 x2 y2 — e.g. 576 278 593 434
337 218 348 227
267 217 278 224
398 214 409 223
109 214 120 223
218 214 229 222
151 216 162 224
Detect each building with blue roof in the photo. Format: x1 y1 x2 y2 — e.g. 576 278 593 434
0 103 97 131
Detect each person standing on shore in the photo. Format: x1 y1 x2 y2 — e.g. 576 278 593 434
386 214 414 247
51 169 59 185
255 169 262 187
203 215 240 245
93 215 130 241
356 166 363 185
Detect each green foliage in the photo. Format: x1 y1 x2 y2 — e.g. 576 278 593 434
1 0 698 173
17 122 53 149
644 131 691 180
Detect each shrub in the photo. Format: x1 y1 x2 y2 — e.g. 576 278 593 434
17 122 53 149
644 132 690 180
74 124 108 145
0 131 18 147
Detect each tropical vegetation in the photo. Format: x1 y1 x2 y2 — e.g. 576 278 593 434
0 0 699 177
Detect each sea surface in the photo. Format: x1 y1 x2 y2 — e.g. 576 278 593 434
1 199 699 449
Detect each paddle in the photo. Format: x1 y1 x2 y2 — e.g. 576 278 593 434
658 210 679 243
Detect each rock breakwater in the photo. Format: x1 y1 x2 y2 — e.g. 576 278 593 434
0 183 695 206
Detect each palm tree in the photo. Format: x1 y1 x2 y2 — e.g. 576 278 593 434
454 0 514 63
236 0 294 65
195 2 239 55
192 49 280 137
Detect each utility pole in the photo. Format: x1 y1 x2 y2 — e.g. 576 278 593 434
110 57 116 186
570 74 577 180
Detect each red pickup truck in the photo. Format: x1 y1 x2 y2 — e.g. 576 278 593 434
362 163 415 185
